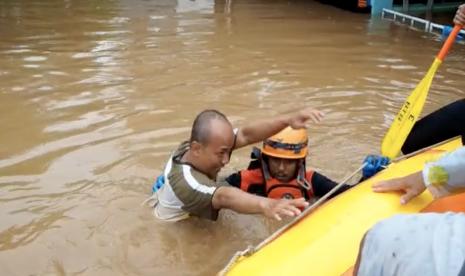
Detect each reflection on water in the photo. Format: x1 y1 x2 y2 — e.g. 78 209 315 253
0 0 464 274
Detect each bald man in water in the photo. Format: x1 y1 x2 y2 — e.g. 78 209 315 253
153 108 324 222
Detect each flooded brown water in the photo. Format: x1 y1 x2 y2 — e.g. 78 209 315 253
0 0 464 275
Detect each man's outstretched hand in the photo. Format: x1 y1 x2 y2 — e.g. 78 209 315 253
261 197 309 221
288 107 324 129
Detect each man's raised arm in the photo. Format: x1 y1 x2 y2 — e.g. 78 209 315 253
234 107 324 149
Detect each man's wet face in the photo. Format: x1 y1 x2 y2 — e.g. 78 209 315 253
198 119 234 179
268 156 299 183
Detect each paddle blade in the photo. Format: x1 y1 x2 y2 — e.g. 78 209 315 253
381 58 442 159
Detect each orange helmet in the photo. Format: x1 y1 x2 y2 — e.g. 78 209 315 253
261 127 308 159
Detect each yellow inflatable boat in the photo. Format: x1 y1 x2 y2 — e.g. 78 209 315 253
222 137 463 276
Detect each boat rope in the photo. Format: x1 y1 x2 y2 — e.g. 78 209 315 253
218 245 255 276
219 162 367 275
391 135 461 163
254 162 367 251
252 137 460 253
218 136 462 274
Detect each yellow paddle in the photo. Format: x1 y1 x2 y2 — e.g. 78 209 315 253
381 25 463 159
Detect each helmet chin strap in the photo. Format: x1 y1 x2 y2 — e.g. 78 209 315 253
261 156 272 181
297 158 311 190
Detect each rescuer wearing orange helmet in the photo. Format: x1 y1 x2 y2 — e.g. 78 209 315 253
226 127 351 201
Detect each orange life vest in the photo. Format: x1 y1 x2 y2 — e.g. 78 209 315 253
239 168 315 200
238 148 315 200
421 192 465 213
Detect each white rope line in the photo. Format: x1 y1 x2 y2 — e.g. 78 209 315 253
254 162 367 251
219 163 367 275
218 246 255 276
218 136 462 274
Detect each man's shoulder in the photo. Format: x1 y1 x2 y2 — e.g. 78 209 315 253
168 161 216 188
172 141 190 161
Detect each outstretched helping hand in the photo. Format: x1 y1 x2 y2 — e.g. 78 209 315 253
288 107 324 129
261 197 309 221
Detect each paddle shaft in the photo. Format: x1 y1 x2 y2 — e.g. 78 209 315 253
381 24 462 158
437 25 462 61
